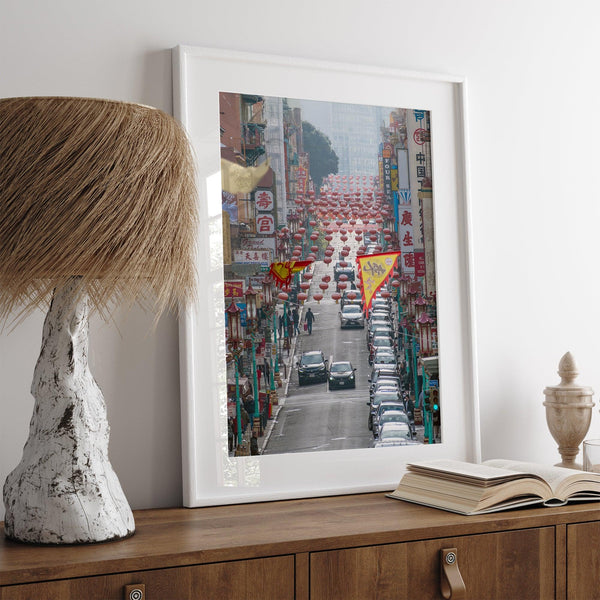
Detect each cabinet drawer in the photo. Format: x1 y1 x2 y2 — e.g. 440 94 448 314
567 521 600 599
0 555 294 600
310 527 555 600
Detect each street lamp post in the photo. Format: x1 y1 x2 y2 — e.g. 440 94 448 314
262 276 279 405
244 285 261 435
225 300 243 448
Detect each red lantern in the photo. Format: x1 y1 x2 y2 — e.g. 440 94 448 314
313 293 323 303
277 291 288 302
300 282 310 291
337 281 347 291
319 282 328 291
332 292 341 303
297 292 308 304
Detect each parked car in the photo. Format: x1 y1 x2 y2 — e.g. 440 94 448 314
368 389 402 430
368 335 396 364
368 369 400 398
369 309 392 324
370 422 416 448
371 352 398 374
297 350 328 386
328 360 356 390
370 379 401 400
340 304 365 329
376 400 409 423
366 321 394 344
371 297 391 311
373 407 415 439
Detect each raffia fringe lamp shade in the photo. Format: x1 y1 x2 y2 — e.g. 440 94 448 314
0 97 198 544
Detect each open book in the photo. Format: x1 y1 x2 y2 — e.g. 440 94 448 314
387 458 600 515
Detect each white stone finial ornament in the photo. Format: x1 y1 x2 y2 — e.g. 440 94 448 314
543 352 594 469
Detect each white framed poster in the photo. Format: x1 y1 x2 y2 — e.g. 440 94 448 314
173 45 480 507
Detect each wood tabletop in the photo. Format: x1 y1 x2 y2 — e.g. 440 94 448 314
2 492 600 586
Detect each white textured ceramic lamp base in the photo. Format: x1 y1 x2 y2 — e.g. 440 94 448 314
3 279 135 544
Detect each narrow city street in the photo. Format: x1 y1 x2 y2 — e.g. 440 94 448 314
263 290 373 454
221 92 440 458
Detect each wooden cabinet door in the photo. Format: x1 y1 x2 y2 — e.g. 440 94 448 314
567 521 600 600
0 555 294 600
310 527 555 600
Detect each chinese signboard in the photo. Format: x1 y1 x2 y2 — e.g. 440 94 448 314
233 249 273 266
256 213 275 235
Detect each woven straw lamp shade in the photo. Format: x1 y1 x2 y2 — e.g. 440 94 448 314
0 97 198 544
0 97 197 321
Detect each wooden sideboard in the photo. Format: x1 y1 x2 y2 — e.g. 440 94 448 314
1 492 599 599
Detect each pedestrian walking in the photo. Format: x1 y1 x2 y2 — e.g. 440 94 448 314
292 307 299 335
305 307 315 334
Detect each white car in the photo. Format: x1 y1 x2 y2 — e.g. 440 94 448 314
339 304 365 328
370 422 414 447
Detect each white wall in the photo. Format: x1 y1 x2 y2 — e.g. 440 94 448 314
2 0 600 519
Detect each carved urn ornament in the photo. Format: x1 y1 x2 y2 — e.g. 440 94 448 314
543 352 594 470
0 97 197 543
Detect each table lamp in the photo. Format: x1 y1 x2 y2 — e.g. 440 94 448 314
0 97 197 544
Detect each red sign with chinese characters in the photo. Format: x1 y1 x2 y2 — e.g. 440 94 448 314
224 280 244 299
414 252 426 277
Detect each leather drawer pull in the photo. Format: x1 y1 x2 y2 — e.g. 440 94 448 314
440 548 466 599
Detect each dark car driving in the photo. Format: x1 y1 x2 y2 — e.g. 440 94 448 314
297 350 328 386
328 360 356 390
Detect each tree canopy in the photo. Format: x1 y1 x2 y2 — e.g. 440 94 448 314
302 121 338 188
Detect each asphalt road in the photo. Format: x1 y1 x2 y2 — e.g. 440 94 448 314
263 269 375 455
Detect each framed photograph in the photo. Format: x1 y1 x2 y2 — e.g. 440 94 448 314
173 45 480 507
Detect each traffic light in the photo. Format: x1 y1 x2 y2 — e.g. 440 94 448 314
422 390 431 412
430 388 440 426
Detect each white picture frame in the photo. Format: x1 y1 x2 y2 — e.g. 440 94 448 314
172 45 481 508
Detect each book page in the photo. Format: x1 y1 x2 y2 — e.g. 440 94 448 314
483 459 600 498
407 459 542 485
